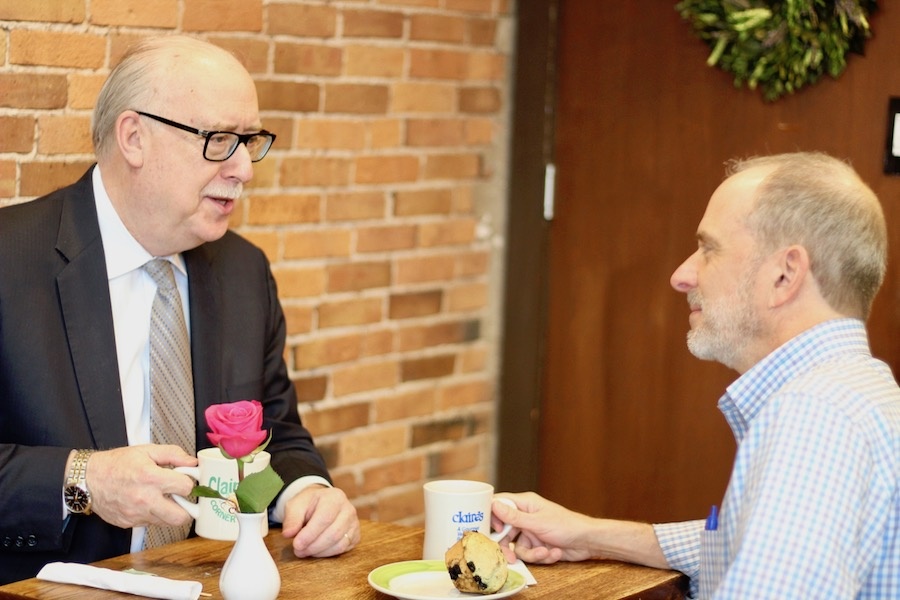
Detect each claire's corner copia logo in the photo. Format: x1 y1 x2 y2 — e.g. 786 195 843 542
210 498 237 522
451 510 485 524
207 476 239 496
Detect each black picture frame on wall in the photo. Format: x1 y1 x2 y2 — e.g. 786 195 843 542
884 97 900 175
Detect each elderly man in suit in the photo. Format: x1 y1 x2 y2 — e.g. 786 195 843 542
0 35 358 584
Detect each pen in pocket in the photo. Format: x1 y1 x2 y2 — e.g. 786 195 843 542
705 505 718 531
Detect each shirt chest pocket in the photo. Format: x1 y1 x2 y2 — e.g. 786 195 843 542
699 527 727 598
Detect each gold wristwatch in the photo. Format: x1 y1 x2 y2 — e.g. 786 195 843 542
63 449 95 515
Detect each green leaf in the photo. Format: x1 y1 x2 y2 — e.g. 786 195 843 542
191 485 226 500
235 465 285 514
675 0 878 101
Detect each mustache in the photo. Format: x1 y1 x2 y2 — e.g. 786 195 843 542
687 289 701 308
202 184 243 200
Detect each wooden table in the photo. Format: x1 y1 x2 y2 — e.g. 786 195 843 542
0 520 688 599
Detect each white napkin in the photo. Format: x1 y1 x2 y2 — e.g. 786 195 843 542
509 559 538 585
37 562 203 600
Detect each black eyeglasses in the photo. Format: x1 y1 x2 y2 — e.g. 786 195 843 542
135 111 276 162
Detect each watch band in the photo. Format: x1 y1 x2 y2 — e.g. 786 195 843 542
66 449 93 486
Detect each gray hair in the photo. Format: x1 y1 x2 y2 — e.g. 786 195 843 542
91 36 235 159
727 152 887 319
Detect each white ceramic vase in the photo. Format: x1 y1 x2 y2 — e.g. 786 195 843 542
219 511 281 600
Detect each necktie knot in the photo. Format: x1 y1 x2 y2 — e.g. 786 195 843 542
145 259 177 292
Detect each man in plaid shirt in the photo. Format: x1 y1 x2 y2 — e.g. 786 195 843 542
491 152 899 599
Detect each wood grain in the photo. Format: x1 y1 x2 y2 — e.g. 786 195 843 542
0 520 687 599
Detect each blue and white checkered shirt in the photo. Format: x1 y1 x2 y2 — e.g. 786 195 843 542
654 319 900 599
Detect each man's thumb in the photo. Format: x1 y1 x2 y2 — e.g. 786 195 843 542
492 498 517 522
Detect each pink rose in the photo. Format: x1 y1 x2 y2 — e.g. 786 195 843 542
205 400 268 459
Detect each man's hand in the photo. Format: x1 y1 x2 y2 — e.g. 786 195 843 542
83 445 198 528
281 485 359 558
492 491 670 569
491 492 598 564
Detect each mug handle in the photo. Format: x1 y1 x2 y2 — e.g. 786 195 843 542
489 497 515 542
171 466 200 519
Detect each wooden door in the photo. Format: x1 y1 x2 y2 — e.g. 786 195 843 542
537 2 736 522
512 2 900 523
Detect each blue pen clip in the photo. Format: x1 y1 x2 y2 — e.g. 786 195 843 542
705 505 718 531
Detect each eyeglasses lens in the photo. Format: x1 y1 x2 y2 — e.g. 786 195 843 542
203 133 273 162
245 135 273 161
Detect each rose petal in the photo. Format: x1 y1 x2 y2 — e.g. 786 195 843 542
205 400 266 459
212 431 268 460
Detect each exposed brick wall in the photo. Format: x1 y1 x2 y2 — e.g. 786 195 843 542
0 0 514 526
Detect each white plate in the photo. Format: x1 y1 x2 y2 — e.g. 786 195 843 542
368 560 526 599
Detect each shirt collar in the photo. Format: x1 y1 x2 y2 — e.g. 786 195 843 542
92 165 187 278
718 318 871 441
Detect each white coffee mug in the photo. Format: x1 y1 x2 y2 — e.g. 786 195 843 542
422 479 514 560
172 447 270 541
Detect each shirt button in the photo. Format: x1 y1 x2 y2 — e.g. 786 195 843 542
27 535 38 547
1 537 10 548
14 536 24 547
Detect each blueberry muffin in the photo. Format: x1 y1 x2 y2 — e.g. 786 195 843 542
444 531 509 594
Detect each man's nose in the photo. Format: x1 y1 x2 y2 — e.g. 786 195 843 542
670 251 699 293
223 142 254 183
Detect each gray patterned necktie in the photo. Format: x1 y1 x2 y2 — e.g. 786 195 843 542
144 258 195 548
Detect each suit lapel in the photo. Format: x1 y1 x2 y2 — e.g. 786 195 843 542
185 245 222 445
55 170 128 449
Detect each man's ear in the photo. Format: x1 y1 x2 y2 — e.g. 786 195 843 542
115 111 145 168
769 245 809 308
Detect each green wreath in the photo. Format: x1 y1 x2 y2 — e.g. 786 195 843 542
676 0 878 101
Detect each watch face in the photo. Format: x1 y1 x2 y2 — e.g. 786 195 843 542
64 486 91 514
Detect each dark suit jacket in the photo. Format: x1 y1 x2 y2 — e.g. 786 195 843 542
0 168 330 584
